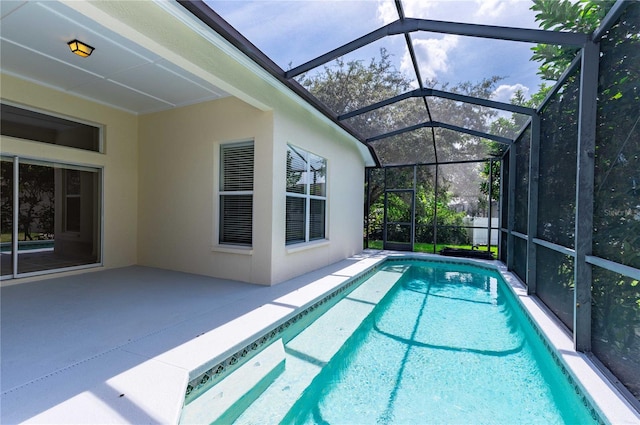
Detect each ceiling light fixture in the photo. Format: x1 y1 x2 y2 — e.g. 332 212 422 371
67 39 94 57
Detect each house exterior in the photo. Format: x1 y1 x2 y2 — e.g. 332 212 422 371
0 0 375 285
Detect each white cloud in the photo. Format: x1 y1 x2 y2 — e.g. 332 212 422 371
400 0 440 19
377 0 440 24
377 0 399 24
474 0 538 28
377 0 538 29
492 83 530 103
402 35 460 81
475 0 509 19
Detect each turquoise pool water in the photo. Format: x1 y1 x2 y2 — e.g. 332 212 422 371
280 261 599 424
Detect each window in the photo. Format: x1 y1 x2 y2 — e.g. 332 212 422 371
219 142 254 246
1 103 101 152
286 145 327 245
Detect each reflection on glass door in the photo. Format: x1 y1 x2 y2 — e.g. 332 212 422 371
1 158 14 276
0 157 101 278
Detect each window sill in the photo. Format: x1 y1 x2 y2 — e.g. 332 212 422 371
286 239 329 254
212 245 253 255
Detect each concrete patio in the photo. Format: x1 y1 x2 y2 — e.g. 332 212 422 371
1 252 387 424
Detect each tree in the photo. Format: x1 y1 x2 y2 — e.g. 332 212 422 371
530 0 616 80
17 164 54 241
301 50 502 248
0 161 14 241
479 86 551 203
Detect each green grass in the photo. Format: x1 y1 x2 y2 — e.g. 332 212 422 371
366 240 498 255
1 233 37 243
1 233 19 243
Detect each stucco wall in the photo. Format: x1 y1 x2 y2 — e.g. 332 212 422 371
137 97 274 284
270 102 366 284
138 94 365 285
0 74 139 272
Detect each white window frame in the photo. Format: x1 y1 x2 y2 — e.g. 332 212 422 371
286 144 327 245
218 141 254 248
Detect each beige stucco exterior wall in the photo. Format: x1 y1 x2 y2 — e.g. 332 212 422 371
137 97 274 284
270 100 366 284
0 73 139 272
138 93 366 285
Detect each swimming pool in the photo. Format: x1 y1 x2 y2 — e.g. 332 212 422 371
282 261 599 424
181 258 605 424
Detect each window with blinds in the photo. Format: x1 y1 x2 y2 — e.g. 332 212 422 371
286 144 327 245
219 142 254 246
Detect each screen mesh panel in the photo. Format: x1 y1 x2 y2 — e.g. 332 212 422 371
536 245 574 331
365 168 385 245
369 130 436 166
414 165 436 246
385 166 415 190
593 2 640 269
513 127 530 235
512 235 527 284
537 68 580 248
343 97 429 139
433 128 497 163
500 151 510 227
591 265 640 401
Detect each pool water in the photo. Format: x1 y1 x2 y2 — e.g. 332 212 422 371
280 261 598 424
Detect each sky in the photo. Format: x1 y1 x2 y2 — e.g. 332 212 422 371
208 0 549 105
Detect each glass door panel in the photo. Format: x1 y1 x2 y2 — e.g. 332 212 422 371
1 158 14 277
4 159 102 276
18 163 100 274
17 161 55 274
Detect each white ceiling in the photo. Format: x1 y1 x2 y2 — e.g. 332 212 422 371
0 0 230 115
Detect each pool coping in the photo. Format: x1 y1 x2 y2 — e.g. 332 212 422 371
181 252 640 425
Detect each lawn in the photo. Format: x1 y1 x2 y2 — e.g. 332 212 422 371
366 240 498 255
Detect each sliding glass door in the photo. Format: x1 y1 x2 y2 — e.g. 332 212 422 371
0 156 101 278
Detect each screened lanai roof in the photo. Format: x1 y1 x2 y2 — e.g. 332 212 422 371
179 0 590 167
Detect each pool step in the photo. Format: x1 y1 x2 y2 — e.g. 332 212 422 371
179 339 286 424
234 268 407 424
